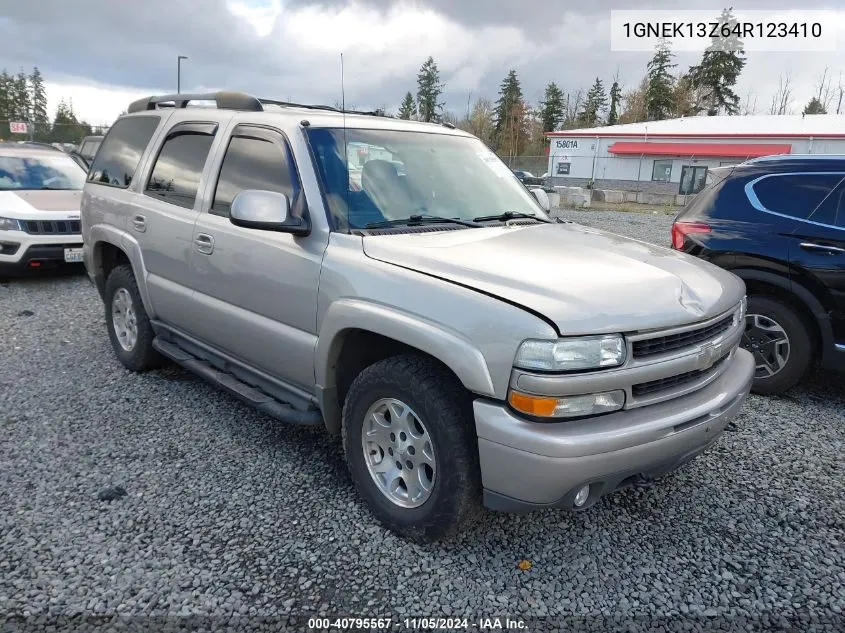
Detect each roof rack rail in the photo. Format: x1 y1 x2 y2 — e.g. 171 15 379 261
126 90 393 118
127 91 264 114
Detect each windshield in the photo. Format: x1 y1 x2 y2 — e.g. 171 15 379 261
306 128 548 230
0 154 87 191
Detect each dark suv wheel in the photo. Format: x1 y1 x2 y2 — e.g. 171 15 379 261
743 295 812 395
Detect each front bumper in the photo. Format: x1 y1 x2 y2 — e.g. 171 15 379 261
0 241 84 274
475 347 755 511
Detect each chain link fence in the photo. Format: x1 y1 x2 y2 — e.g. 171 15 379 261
0 120 111 148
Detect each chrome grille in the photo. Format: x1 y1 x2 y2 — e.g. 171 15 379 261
633 314 734 358
21 220 81 235
632 356 728 397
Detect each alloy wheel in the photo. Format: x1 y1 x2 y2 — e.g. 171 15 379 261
111 288 138 352
361 398 436 508
743 313 790 379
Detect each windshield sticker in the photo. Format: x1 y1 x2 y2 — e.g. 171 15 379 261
476 151 512 178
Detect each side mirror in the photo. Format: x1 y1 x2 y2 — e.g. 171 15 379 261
229 190 309 235
530 187 551 212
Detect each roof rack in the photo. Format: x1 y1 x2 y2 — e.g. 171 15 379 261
126 90 390 117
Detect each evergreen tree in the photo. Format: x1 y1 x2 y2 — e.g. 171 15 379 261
11 69 31 121
578 77 608 127
493 70 524 154
398 91 416 120
416 57 443 123
688 8 746 115
0 70 11 122
51 98 91 144
538 81 565 133
28 67 48 124
645 38 676 121
803 97 826 115
608 79 622 125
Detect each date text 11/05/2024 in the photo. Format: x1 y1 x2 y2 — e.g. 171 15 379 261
306 617 527 631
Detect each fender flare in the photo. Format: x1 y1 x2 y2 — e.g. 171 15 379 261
89 224 156 319
315 298 496 395
731 267 833 347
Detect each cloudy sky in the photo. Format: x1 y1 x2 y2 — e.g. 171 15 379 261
2 0 845 125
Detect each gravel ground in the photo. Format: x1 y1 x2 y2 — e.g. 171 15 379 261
1 212 843 632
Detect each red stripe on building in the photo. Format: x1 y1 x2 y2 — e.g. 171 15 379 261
606 141 792 158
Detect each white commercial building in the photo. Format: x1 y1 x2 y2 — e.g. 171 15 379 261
545 114 845 195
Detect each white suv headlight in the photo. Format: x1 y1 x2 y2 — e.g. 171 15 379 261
515 335 626 372
0 217 22 231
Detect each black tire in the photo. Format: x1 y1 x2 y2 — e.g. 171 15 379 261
341 355 482 542
104 264 162 372
744 295 813 395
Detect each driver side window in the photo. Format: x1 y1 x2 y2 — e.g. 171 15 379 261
210 128 300 218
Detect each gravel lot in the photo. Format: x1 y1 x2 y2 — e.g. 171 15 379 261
1 211 843 632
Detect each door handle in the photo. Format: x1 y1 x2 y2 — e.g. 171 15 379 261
132 215 146 233
800 242 845 255
194 233 214 255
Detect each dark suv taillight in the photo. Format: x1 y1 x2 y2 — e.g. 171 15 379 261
671 221 711 250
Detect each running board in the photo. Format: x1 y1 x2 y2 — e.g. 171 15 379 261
152 337 323 426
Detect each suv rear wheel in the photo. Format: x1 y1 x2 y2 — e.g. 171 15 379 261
342 355 481 542
743 295 812 395
104 264 162 372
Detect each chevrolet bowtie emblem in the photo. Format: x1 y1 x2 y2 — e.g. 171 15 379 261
698 343 719 370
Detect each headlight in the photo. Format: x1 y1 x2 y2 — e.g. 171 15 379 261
514 335 626 372
509 389 625 419
0 217 21 231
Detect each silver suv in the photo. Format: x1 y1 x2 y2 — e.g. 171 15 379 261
81 92 755 541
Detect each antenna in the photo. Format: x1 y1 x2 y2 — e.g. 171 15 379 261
341 52 350 232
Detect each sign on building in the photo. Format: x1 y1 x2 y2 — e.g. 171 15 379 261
9 121 28 135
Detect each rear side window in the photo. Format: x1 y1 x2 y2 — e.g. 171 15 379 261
809 182 845 228
87 116 159 188
210 127 299 217
751 173 844 219
145 123 217 210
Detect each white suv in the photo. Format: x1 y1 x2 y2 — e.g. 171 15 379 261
0 142 86 275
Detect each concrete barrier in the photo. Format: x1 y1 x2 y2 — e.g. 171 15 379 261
635 191 678 206
591 189 625 203
554 186 591 208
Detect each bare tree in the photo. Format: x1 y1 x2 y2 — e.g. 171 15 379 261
769 74 793 115
740 90 758 116
834 72 843 115
814 67 836 112
561 89 583 128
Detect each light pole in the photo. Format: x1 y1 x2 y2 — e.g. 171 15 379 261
177 56 188 94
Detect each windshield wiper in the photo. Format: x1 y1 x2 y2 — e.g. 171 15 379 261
365 214 481 229
472 211 553 223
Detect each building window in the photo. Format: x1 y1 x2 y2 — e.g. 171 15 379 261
556 162 570 175
652 160 672 182
679 166 709 195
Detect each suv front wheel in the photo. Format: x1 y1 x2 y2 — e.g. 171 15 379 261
743 295 812 395
342 355 481 542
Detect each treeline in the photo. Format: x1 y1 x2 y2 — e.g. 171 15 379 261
0 67 101 143
393 8 843 157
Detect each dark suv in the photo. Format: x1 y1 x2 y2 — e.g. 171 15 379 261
672 154 845 394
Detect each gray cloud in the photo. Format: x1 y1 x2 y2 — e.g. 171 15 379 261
0 0 842 122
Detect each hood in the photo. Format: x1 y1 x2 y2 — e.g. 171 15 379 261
2 190 82 214
363 223 745 335
0 190 82 222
